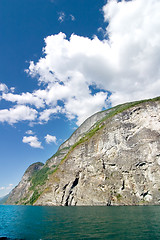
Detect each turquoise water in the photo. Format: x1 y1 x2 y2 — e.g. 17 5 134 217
0 205 160 240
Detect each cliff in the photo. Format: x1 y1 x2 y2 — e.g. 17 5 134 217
7 97 160 206
6 162 44 205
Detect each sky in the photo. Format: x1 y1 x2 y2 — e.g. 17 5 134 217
0 0 160 197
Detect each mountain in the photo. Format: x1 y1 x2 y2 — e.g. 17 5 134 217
0 194 10 204
6 162 44 205
6 97 160 206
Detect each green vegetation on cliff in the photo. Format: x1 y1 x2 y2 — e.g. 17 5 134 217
30 166 50 190
29 190 41 205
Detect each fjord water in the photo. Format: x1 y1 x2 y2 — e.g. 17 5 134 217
0 206 160 240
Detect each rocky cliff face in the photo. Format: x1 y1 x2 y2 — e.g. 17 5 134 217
59 108 114 150
7 97 160 206
6 162 44 205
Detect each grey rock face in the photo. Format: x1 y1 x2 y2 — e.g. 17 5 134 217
7 98 160 206
47 109 112 168
59 110 112 150
35 101 160 206
6 162 44 205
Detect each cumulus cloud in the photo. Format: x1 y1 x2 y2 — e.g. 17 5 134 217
65 91 107 125
2 92 44 108
45 134 57 144
1 0 160 127
0 187 5 190
39 106 62 122
102 0 160 105
22 135 43 149
28 0 160 113
0 105 37 124
0 83 16 98
28 33 110 124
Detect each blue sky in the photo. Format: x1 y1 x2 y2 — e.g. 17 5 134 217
0 0 160 197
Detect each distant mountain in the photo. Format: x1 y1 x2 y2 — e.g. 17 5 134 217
0 194 10 204
7 96 160 206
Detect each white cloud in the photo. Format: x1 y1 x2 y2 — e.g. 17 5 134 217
1 0 160 128
2 92 44 109
102 0 160 105
39 106 62 122
58 12 65 23
6 184 13 190
0 105 37 124
26 130 34 135
22 135 43 149
10 87 15 93
97 27 107 38
0 83 8 92
65 92 107 125
28 33 109 124
0 184 13 191
45 134 57 144
70 14 75 21
58 12 75 23
28 0 160 114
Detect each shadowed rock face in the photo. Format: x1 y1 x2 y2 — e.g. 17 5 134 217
7 98 160 206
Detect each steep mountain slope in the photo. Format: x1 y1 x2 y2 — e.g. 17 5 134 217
7 97 160 206
7 162 44 205
0 194 10 204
